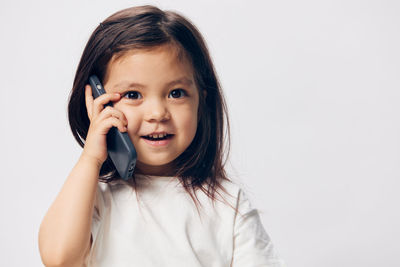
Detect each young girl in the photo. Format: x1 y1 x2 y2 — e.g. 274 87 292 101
39 5 284 267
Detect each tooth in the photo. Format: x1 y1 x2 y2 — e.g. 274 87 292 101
149 134 153 138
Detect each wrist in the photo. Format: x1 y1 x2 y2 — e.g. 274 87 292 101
79 152 104 170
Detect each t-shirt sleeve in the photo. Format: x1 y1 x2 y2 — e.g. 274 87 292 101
231 188 285 267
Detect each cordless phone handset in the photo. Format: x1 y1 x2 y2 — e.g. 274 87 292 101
88 75 137 180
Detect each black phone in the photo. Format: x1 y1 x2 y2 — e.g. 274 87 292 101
88 75 137 180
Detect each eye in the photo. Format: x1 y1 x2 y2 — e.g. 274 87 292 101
123 91 142 100
168 89 187 99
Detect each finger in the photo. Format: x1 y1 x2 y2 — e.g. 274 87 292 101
94 108 128 132
103 117 128 133
92 93 121 118
85 85 94 120
99 106 128 125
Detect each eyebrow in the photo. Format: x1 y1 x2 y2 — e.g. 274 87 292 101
113 77 194 89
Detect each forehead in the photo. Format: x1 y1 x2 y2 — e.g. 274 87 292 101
104 44 194 85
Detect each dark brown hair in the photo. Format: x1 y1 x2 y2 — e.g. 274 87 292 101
68 5 232 210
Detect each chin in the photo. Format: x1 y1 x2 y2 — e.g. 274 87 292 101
134 158 177 176
136 158 175 168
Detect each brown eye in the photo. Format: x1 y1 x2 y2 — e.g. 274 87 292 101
169 89 186 98
124 91 142 99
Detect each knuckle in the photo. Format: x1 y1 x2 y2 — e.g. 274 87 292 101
103 106 113 112
94 94 108 103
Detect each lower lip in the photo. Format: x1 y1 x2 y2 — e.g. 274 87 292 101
142 136 172 147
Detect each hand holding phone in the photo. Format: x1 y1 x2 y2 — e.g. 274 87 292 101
88 75 137 180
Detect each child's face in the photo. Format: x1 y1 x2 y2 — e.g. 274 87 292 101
103 45 199 175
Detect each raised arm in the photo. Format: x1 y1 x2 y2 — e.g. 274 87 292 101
38 86 127 267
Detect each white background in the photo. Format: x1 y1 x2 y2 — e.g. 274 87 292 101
1 0 399 266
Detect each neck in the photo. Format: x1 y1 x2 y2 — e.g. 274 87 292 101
134 161 175 176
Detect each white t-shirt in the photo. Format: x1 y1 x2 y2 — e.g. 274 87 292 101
85 174 284 267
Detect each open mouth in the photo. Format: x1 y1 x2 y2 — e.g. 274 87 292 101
141 133 174 141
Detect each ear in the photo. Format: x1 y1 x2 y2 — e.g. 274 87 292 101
202 89 207 98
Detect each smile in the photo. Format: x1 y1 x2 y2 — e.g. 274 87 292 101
141 133 174 141
140 133 174 147
142 134 174 147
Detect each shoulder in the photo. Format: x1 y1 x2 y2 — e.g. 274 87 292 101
96 178 134 194
216 178 263 223
93 179 132 208
218 178 252 203
211 178 255 214
217 178 240 196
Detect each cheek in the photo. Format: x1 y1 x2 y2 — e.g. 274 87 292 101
176 105 198 137
126 114 141 134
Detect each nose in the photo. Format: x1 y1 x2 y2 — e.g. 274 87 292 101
144 98 170 122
